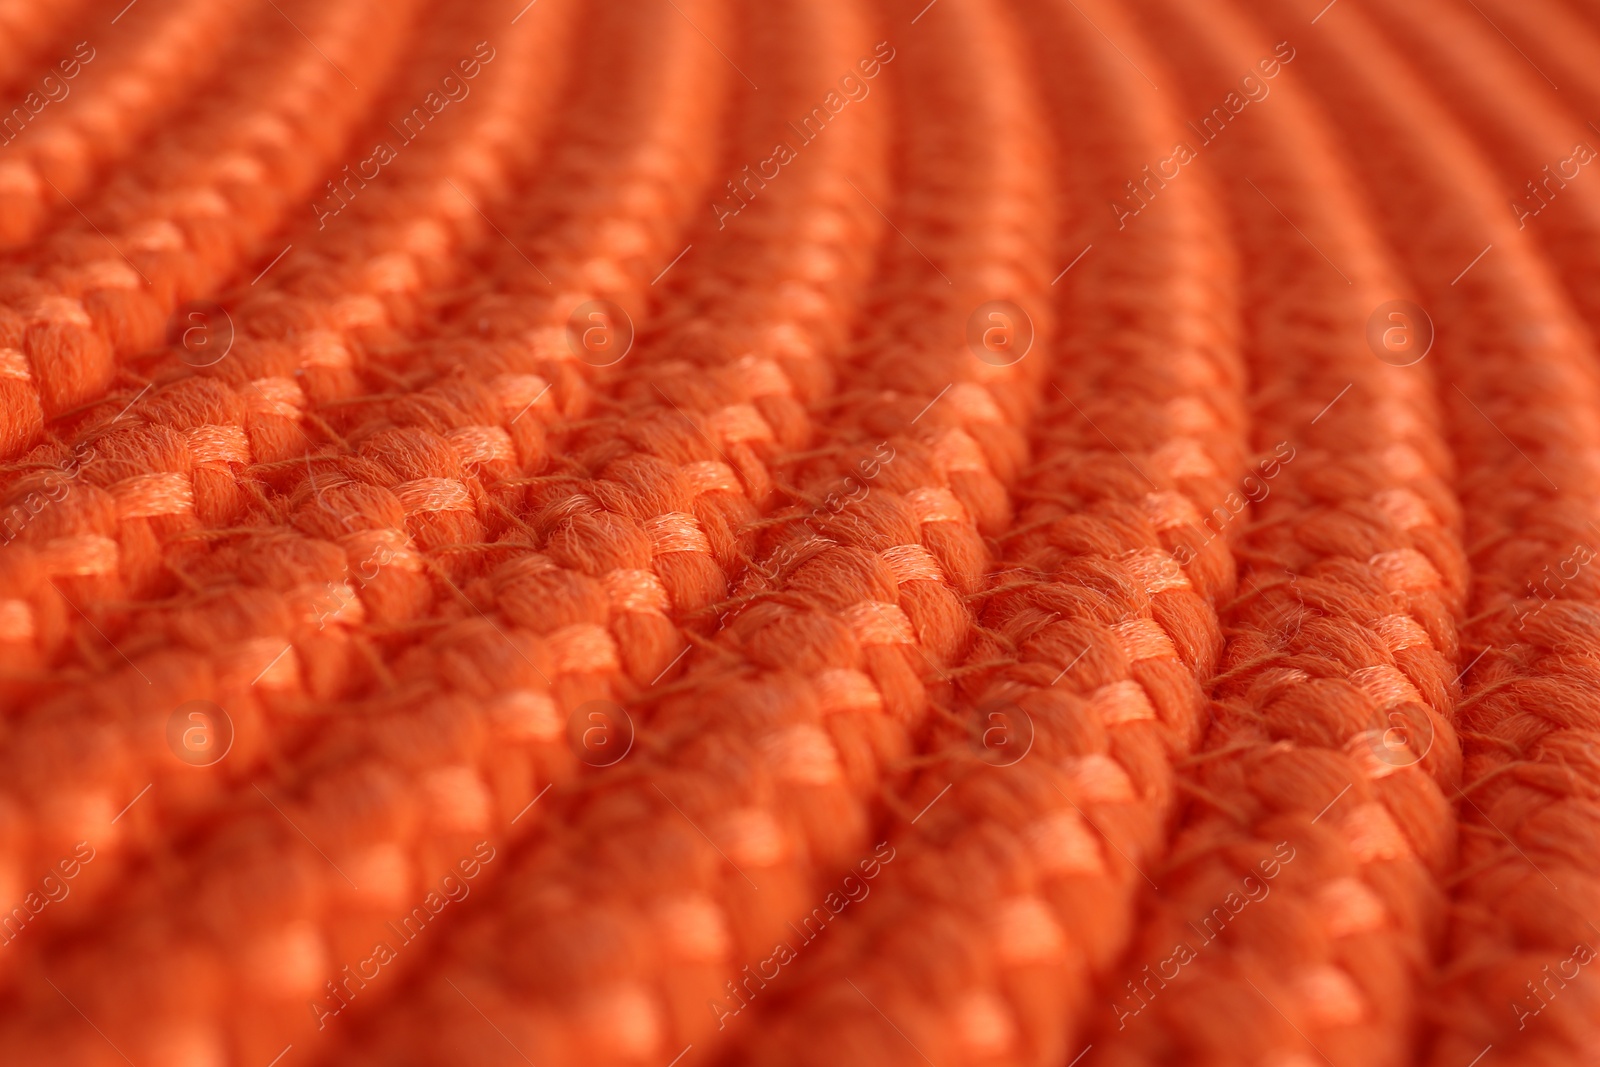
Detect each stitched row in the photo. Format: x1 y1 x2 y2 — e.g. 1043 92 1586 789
0 0 583 1053
0 0 254 250
323 0 1058 1062
1268 1 1600 1062
727 0 1247 1059
0 0 419 457
0 1 733 1062
1380 0 1600 340
0 0 573 885
1072 2 1469 1064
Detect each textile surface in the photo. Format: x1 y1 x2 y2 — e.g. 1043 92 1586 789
0 0 1597 1064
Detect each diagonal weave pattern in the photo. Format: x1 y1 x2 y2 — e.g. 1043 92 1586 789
1 0 1599 1065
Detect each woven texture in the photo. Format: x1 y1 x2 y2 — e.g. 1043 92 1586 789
1 0 1599 1064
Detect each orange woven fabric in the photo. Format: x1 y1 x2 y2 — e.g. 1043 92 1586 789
1 1 1598 1065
